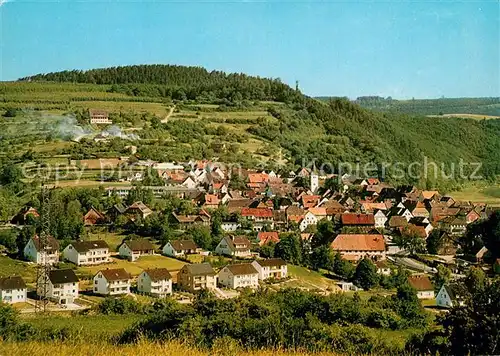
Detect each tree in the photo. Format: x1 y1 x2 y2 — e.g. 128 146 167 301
433 265 451 292
16 226 35 257
426 229 444 255
393 226 426 255
354 258 378 290
275 234 302 264
311 220 336 247
0 229 17 253
0 164 23 186
187 225 213 250
310 245 334 271
333 252 355 279
463 211 500 260
463 266 486 294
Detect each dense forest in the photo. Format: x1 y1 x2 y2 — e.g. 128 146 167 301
19 65 302 103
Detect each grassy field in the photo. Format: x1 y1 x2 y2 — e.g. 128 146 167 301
286 265 340 291
21 313 141 340
0 256 37 283
427 113 500 120
451 185 500 206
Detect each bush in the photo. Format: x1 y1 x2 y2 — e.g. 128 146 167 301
96 297 143 315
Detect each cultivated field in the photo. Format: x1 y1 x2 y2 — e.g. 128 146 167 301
451 185 500 206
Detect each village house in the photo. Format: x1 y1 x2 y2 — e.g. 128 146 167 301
286 205 305 225
38 269 79 305
215 235 252 258
330 234 386 261
89 109 112 124
171 211 211 228
178 263 217 292
373 210 388 228
299 211 319 232
221 220 241 232
162 239 200 257
407 275 435 299
375 260 391 275
63 240 110 266
251 258 288 280
0 276 27 304
218 263 259 289
340 213 376 229
11 206 39 225
257 231 280 246
388 215 409 229
436 283 465 308
408 217 434 237
83 207 107 226
404 201 430 218
137 268 173 297
201 194 220 209
119 239 155 261
388 205 413 221
241 208 274 231
440 215 468 236
24 235 60 265
126 201 153 220
93 268 131 295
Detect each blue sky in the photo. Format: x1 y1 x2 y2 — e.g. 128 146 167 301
1 0 498 99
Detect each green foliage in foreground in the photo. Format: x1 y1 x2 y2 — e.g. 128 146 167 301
118 287 429 353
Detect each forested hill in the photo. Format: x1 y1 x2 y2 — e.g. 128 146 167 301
17 64 500 185
19 64 302 103
317 96 500 117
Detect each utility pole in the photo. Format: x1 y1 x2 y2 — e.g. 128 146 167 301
35 185 52 313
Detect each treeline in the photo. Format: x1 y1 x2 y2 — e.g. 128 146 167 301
351 96 500 116
19 65 303 103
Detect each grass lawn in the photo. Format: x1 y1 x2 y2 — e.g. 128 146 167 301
77 255 186 278
22 314 141 340
0 256 37 283
451 184 500 206
286 265 340 291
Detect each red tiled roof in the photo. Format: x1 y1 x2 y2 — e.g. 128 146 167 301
330 234 385 252
248 173 269 184
341 213 375 226
257 231 280 245
407 275 433 291
241 208 273 218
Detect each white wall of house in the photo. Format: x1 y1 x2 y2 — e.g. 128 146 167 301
416 290 435 299
0 288 27 304
162 242 181 257
299 212 318 232
63 245 109 266
137 272 172 297
221 222 241 232
218 269 259 289
334 250 386 261
24 239 59 265
93 273 130 295
215 238 231 256
251 261 288 280
374 212 387 228
47 281 79 304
